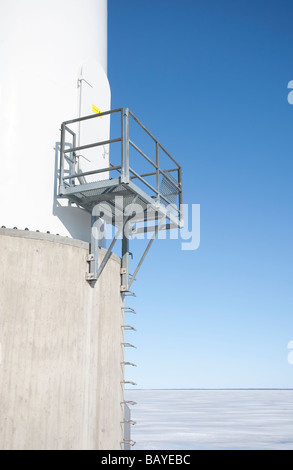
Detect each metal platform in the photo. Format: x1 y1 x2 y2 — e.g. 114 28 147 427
58 108 183 288
60 177 180 228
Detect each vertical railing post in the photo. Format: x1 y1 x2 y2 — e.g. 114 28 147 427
178 166 183 224
121 108 125 180
156 141 160 203
125 108 130 183
70 131 76 186
59 123 65 195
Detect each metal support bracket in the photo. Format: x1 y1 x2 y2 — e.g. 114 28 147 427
87 216 164 289
121 439 136 447
121 381 137 386
86 211 100 281
127 217 166 290
86 196 139 285
121 215 130 291
122 325 137 331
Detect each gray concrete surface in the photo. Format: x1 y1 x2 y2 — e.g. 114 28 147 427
0 229 124 450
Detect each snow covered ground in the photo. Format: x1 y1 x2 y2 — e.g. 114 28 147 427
125 389 293 450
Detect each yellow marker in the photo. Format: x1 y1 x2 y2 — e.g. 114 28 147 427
92 104 103 117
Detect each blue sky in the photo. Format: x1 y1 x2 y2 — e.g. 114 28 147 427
108 0 293 389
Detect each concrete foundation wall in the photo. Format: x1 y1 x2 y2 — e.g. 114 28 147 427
0 229 124 450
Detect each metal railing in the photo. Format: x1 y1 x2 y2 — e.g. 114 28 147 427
59 108 183 218
127 109 182 210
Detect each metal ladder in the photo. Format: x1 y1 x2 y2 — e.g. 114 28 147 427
120 294 138 449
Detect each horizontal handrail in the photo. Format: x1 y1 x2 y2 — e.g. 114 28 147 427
63 137 121 154
128 110 158 143
158 142 181 167
129 140 157 169
129 167 177 208
130 170 157 180
129 167 158 194
62 165 121 180
129 140 180 189
128 144 181 191
128 109 181 168
62 107 123 126
129 167 178 180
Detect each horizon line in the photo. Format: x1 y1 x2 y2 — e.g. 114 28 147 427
125 388 293 391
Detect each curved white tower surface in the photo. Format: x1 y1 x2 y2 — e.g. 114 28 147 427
0 0 110 242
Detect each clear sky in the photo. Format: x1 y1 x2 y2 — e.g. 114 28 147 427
108 0 293 389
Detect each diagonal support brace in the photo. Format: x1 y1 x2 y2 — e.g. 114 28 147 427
86 196 138 283
128 217 165 290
